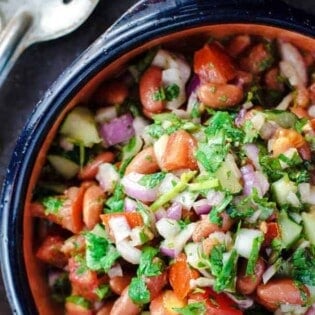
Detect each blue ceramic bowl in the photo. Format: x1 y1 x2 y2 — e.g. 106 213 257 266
1 0 314 314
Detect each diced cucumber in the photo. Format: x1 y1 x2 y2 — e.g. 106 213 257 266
215 154 242 194
278 210 302 248
47 155 80 179
234 228 263 258
271 175 300 207
301 211 315 245
60 107 101 147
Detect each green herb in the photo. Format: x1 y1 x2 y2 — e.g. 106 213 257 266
243 121 259 143
152 87 166 101
42 196 64 215
214 249 238 292
278 151 302 167
259 56 274 72
178 217 191 230
196 135 229 173
95 284 110 300
150 171 197 212
227 189 275 221
66 295 91 309
105 183 124 213
209 244 225 277
174 302 207 315
139 172 166 189
165 84 180 101
295 117 308 133
128 277 150 304
152 84 180 102
138 247 163 277
292 248 315 286
204 111 244 142
85 227 120 272
246 235 264 275
191 102 201 118
209 193 233 225
74 254 88 275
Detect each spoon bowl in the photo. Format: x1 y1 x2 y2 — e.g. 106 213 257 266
0 0 99 85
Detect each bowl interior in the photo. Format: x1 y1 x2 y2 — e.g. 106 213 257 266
23 24 315 314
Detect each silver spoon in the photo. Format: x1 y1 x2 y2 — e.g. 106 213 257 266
0 0 99 86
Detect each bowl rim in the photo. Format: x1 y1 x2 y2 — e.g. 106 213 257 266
1 0 314 313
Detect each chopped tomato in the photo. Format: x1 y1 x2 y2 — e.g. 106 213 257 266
150 290 186 315
68 257 106 301
146 272 168 300
100 212 143 230
290 106 311 119
161 130 198 171
227 35 251 57
263 222 280 246
169 253 199 300
65 302 93 315
240 43 273 74
36 235 67 268
189 287 243 315
194 42 236 84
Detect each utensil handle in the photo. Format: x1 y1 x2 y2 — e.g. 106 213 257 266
0 11 32 86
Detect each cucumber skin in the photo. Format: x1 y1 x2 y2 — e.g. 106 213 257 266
278 210 302 248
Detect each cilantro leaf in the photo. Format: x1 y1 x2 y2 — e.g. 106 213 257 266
214 249 238 292
205 111 243 142
139 172 166 189
42 196 64 215
209 193 233 225
128 277 150 304
95 284 110 300
105 183 124 213
209 244 225 277
196 135 228 173
246 235 264 275
227 189 275 221
292 248 315 286
295 118 308 133
66 295 91 309
165 84 180 101
138 246 163 277
243 121 259 143
174 302 207 315
85 230 120 272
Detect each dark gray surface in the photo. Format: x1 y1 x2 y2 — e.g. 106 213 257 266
0 0 313 314
0 1 136 313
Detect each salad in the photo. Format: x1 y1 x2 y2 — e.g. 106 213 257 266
31 34 315 315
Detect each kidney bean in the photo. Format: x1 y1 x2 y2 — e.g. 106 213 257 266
96 301 114 315
110 287 141 315
125 147 159 175
79 152 115 180
109 275 132 296
192 212 233 242
197 83 243 108
256 278 310 311
139 66 165 114
236 257 266 295
94 80 129 105
83 185 105 230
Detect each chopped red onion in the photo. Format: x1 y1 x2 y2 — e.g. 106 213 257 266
193 199 211 215
244 144 260 169
260 121 278 140
116 240 141 264
166 202 182 220
108 264 123 279
121 173 157 203
206 190 224 206
306 305 315 315
48 271 63 288
186 75 200 96
108 216 131 243
100 113 135 146
160 245 177 258
59 137 74 151
235 108 247 127
155 208 167 221
241 165 269 196
124 197 137 212
225 293 254 310
96 163 119 193
156 218 181 239
279 40 307 86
